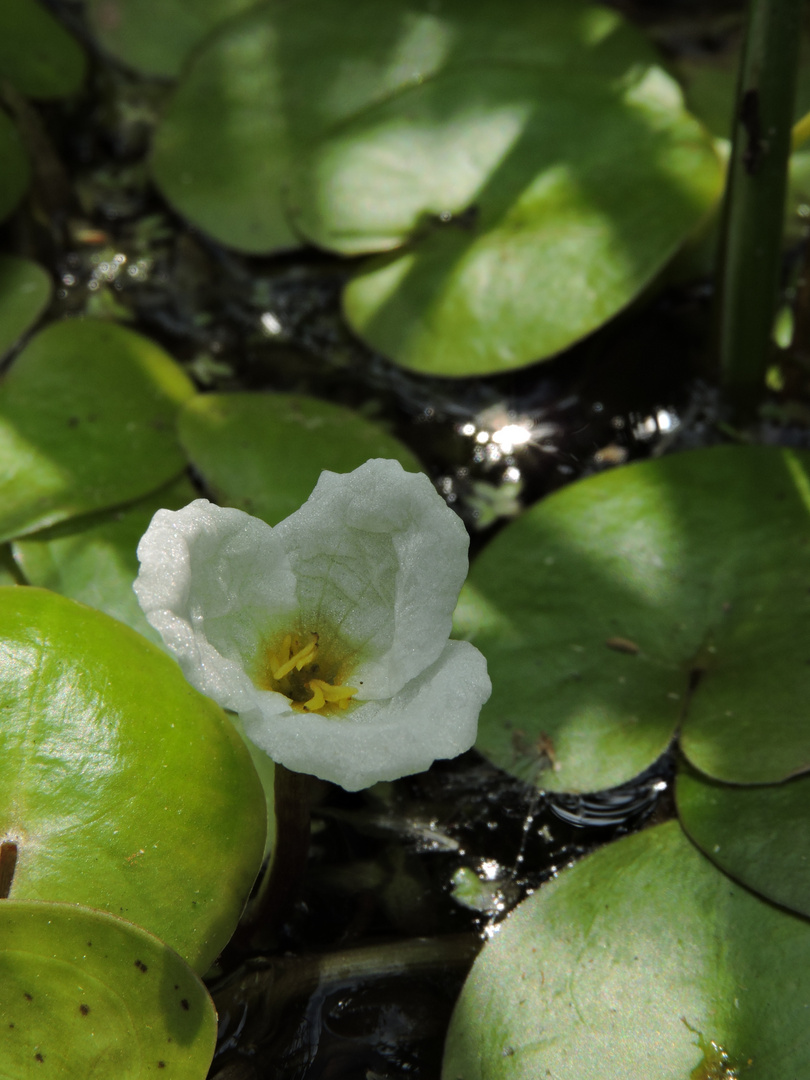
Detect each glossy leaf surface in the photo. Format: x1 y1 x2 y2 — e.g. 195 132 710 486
458 445 810 791
178 392 421 525
0 900 216 1077
13 476 197 645
0 587 266 973
0 318 194 542
444 821 810 1080
677 763 810 918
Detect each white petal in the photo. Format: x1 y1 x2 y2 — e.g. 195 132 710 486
273 459 470 699
240 639 491 790
134 499 298 712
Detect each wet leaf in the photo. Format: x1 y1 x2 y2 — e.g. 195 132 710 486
0 586 266 973
444 820 810 1080
0 256 51 360
12 476 197 645
458 445 810 792
151 0 672 255
676 762 810 918
86 0 256 77
0 900 216 1077
0 318 194 543
178 392 421 525
0 0 86 98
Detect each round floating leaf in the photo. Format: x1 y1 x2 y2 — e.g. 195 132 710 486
151 0 662 253
0 0 85 99
0 318 194 543
339 66 721 374
0 255 51 359
0 900 216 1078
444 820 810 1080
676 763 810 918
12 475 197 645
178 392 421 525
458 445 810 792
87 0 256 77
0 110 30 225
151 6 299 253
0 586 266 973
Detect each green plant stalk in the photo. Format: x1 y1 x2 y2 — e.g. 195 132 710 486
716 0 802 415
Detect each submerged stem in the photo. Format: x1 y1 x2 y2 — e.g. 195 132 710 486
716 0 802 418
212 934 481 1053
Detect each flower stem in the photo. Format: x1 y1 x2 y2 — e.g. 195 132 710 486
715 0 802 418
238 763 312 946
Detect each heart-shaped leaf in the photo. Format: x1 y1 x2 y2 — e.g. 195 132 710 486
150 0 675 255
325 66 721 374
0 586 266 973
178 392 422 525
444 820 810 1080
457 445 810 791
0 318 194 542
0 900 216 1078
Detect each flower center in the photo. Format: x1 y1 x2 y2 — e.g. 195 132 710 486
255 631 358 715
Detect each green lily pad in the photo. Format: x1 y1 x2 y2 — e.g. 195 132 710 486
0 110 30 225
0 255 51 359
0 318 195 543
443 820 810 1080
676 763 810 919
150 0 665 254
339 66 720 374
0 0 86 98
0 586 266 973
0 900 216 1077
151 6 298 254
457 445 810 792
12 476 197 646
86 0 256 78
177 392 422 526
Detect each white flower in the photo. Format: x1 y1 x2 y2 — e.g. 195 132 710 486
134 459 490 790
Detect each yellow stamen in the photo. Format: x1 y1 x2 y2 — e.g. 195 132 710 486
302 682 326 712
271 635 318 681
316 680 358 706
293 678 359 713
260 627 357 715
